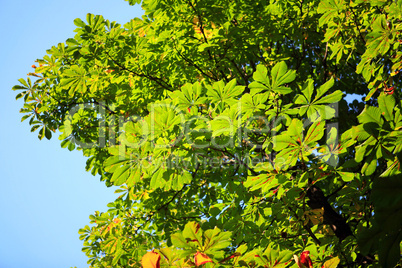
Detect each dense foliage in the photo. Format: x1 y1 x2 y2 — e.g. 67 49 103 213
13 0 402 267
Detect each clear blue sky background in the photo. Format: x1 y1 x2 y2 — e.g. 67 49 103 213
0 1 143 267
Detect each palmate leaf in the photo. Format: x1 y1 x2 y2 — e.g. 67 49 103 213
317 0 345 27
103 148 149 187
249 65 270 95
270 61 296 94
18 77 32 89
319 126 343 161
158 247 182 266
329 42 345 64
59 65 87 96
171 222 202 251
171 231 196 249
207 79 244 111
210 115 234 137
104 155 131 173
203 230 232 260
314 79 338 103
182 222 203 246
85 13 106 31
273 118 326 167
148 102 183 137
273 119 303 167
37 126 52 140
262 246 293 268
353 103 395 176
170 222 232 262
240 93 268 117
249 62 295 95
294 78 342 120
170 82 206 109
150 156 193 190
240 247 293 268
274 119 303 151
111 163 131 186
366 15 393 56
294 80 314 105
210 105 240 137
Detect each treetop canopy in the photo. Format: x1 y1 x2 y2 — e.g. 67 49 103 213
13 0 402 267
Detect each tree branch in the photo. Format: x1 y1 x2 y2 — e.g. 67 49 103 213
104 48 174 92
306 185 353 241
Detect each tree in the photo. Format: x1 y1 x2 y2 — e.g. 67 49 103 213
13 0 402 267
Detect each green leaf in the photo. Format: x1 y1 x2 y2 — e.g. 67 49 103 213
304 119 325 144
17 78 30 89
295 79 339 119
170 82 206 109
244 173 279 192
300 79 314 103
365 86 378 101
366 15 393 56
249 65 270 95
318 0 345 27
323 257 340 268
67 141 75 151
358 176 402 267
60 65 87 96
378 93 395 121
206 80 242 112
358 106 383 126
111 164 131 186
270 61 295 94
337 171 355 182
182 222 203 244
74 18 86 27
314 90 343 104
171 232 193 248
203 227 232 253
314 78 334 101
378 232 402 268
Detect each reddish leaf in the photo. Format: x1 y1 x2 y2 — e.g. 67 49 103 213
142 250 161 268
295 251 313 268
385 86 394 95
301 251 313 268
194 222 201 233
219 253 241 263
195 252 213 266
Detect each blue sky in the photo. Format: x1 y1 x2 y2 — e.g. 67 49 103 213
0 1 143 267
